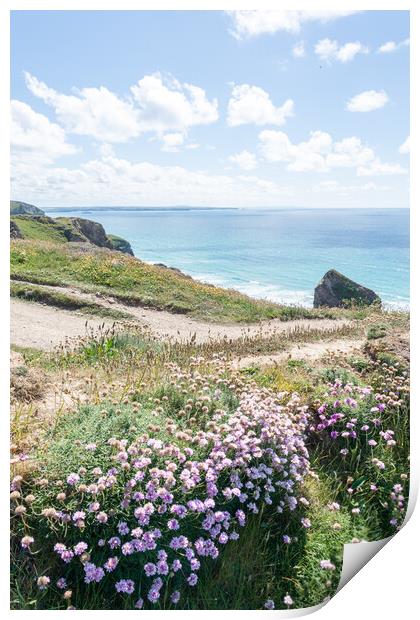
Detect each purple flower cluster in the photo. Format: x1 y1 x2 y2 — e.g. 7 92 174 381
310 380 398 464
84 562 105 584
24 362 312 609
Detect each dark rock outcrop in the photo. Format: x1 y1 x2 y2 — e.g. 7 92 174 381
10 200 45 216
10 220 23 239
107 234 134 255
314 269 381 308
11 211 134 256
58 217 113 249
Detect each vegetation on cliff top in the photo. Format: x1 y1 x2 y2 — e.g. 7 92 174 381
11 214 134 256
10 318 409 610
10 204 410 611
10 200 45 216
10 239 351 323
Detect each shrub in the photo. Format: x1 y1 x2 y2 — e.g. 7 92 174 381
11 360 311 610
367 323 388 340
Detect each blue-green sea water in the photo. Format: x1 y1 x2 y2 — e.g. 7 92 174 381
45 208 410 309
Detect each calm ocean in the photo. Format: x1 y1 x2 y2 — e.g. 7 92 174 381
45 208 410 309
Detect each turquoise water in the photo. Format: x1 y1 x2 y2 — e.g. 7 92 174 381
45 208 409 309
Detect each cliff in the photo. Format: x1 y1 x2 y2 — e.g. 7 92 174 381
10 200 45 216
314 269 381 308
10 214 134 256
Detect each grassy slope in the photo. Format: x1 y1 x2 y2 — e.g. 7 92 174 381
10 229 410 610
10 282 133 321
10 326 409 610
10 201 44 216
11 217 70 243
11 239 344 323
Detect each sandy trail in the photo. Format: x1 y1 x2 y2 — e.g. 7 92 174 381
11 299 118 351
11 287 352 350
10 293 365 419
232 339 365 369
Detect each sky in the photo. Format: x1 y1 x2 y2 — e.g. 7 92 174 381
10 10 410 208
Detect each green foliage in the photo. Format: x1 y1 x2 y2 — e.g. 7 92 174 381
367 323 388 340
11 239 345 323
107 234 133 254
348 356 370 373
375 351 401 367
318 366 359 385
11 217 70 243
10 282 132 321
10 201 45 216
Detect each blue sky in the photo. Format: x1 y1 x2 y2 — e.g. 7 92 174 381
11 10 410 208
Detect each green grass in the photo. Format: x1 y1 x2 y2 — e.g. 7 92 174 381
107 234 133 254
10 326 410 610
11 239 350 323
289 477 370 608
11 217 70 243
367 323 388 340
10 201 44 216
10 282 133 321
9 231 410 611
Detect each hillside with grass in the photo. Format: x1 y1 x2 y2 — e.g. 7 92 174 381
10 201 134 257
10 200 45 216
10 212 410 611
10 308 409 610
11 238 349 323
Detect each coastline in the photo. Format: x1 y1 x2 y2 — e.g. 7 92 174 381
43 206 410 311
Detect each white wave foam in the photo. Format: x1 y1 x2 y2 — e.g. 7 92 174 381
382 300 410 311
193 274 314 307
236 283 313 307
146 264 409 310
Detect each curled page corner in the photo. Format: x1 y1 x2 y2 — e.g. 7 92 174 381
335 477 418 596
337 536 392 593
273 483 418 617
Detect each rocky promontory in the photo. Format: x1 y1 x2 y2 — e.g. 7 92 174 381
314 269 381 308
10 200 45 216
10 202 134 256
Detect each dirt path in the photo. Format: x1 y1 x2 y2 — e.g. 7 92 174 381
232 338 365 369
11 291 352 351
10 299 117 351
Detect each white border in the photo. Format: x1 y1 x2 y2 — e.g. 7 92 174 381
1 1 417 618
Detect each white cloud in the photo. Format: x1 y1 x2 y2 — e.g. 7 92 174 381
378 41 397 54
98 143 115 158
259 130 330 172
336 42 368 62
227 10 358 39
378 38 410 53
24 72 141 143
229 150 257 170
227 84 294 127
399 136 410 154
161 133 185 152
11 100 77 167
358 161 407 176
314 180 390 193
258 129 406 177
130 73 218 133
11 152 293 208
315 38 369 63
346 90 389 112
314 38 338 61
24 71 218 143
292 41 305 58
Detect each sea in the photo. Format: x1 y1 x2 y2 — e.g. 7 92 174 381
44 207 410 310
